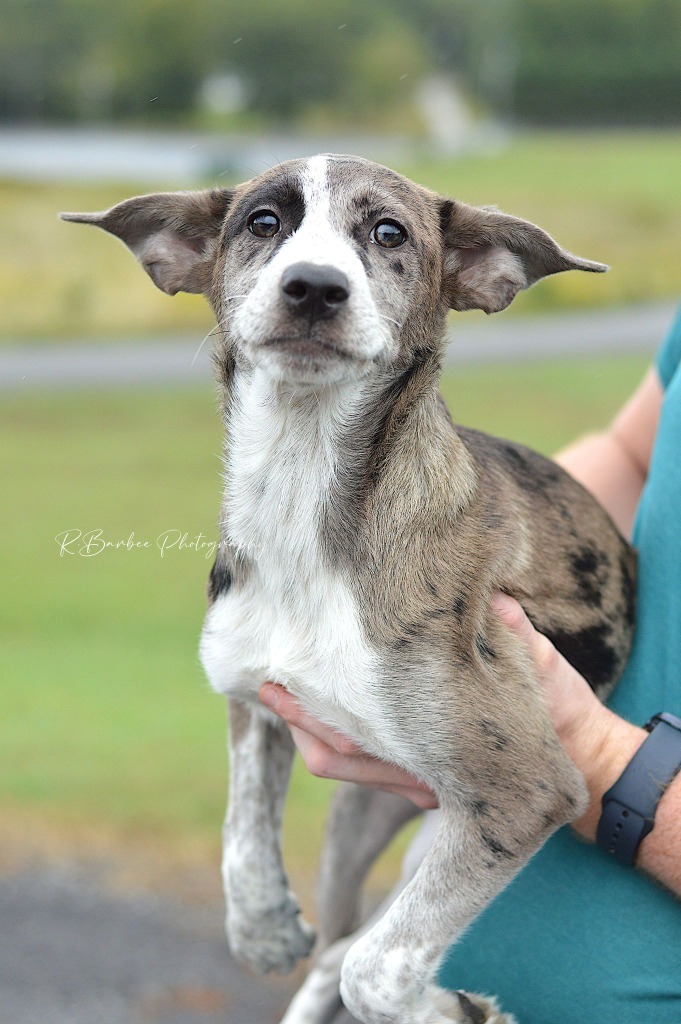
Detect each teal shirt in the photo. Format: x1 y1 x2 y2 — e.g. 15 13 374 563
439 311 681 1023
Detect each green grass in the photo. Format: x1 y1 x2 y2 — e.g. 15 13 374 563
3 129 681 342
401 130 681 314
0 384 334 874
440 352 650 454
1 353 651 879
1 179 217 343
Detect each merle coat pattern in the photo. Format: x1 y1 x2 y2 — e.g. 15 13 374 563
63 155 635 1024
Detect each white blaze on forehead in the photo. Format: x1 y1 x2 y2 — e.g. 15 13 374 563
289 154 354 267
232 153 396 370
300 154 331 231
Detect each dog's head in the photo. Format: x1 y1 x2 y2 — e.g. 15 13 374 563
62 154 606 386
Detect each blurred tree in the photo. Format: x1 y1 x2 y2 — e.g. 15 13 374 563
0 0 85 120
0 0 679 127
345 17 432 114
198 0 434 123
515 0 681 124
201 0 369 118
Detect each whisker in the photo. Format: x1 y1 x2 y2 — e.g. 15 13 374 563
191 325 221 367
191 298 253 365
190 313 236 366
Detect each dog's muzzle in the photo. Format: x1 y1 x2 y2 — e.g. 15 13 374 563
281 262 350 322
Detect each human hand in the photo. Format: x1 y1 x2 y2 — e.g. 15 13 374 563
258 682 439 810
490 593 608 753
260 594 645 832
490 592 645 840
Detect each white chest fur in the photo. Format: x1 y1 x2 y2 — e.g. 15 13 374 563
199 370 383 739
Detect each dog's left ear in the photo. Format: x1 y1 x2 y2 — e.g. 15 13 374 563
440 199 607 314
61 189 235 295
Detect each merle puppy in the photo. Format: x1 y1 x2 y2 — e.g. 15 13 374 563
63 155 635 1024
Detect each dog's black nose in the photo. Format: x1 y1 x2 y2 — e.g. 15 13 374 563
281 263 350 320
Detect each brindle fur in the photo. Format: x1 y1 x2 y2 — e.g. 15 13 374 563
63 156 635 1024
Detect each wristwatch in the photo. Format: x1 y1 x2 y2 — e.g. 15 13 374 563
596 711 681 867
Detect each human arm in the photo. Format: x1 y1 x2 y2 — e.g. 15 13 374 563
490 593 681 897
554 366 662 539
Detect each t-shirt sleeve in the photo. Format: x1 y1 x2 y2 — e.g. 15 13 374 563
656 305 681 389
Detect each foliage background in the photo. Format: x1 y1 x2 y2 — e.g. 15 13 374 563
3 0 680 128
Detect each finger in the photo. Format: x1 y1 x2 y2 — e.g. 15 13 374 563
381 786 439 811
261 683 439 808
289 725 438 807
259 682 364 755
289 726 365 779
261 683 427 787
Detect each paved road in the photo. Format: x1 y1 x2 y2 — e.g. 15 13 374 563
0 862 296 1024
1 301 677 390
0 126 413 186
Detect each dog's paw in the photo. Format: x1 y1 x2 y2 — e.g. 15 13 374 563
227 893 316 975
340 981 518 1024
425 987 518 1024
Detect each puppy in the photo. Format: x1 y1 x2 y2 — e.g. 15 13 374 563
63 155 635 1024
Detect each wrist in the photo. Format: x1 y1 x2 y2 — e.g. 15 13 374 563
565 706 646 842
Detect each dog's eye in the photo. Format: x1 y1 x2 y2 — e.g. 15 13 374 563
370 220 407 249
248 211 281 238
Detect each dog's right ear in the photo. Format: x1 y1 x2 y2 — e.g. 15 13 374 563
61 189 236 296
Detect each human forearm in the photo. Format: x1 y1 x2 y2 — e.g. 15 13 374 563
493 594 681 897
555 432 645 540
554 367 663 540
263 597 681 896
557 698 681 894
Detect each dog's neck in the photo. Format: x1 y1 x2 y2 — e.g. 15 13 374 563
223 366 380 565
221 359 476 578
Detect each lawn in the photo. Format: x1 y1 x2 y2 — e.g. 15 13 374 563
2 129 681 342
1 352 650 886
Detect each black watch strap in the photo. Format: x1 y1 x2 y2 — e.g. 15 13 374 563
596 712 681 867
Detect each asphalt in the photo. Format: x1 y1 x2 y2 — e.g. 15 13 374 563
0 861 296 1024
1 301 677 390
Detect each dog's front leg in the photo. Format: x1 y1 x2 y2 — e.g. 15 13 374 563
224 697 316 974
338 800 534 1024
317 786 420 951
